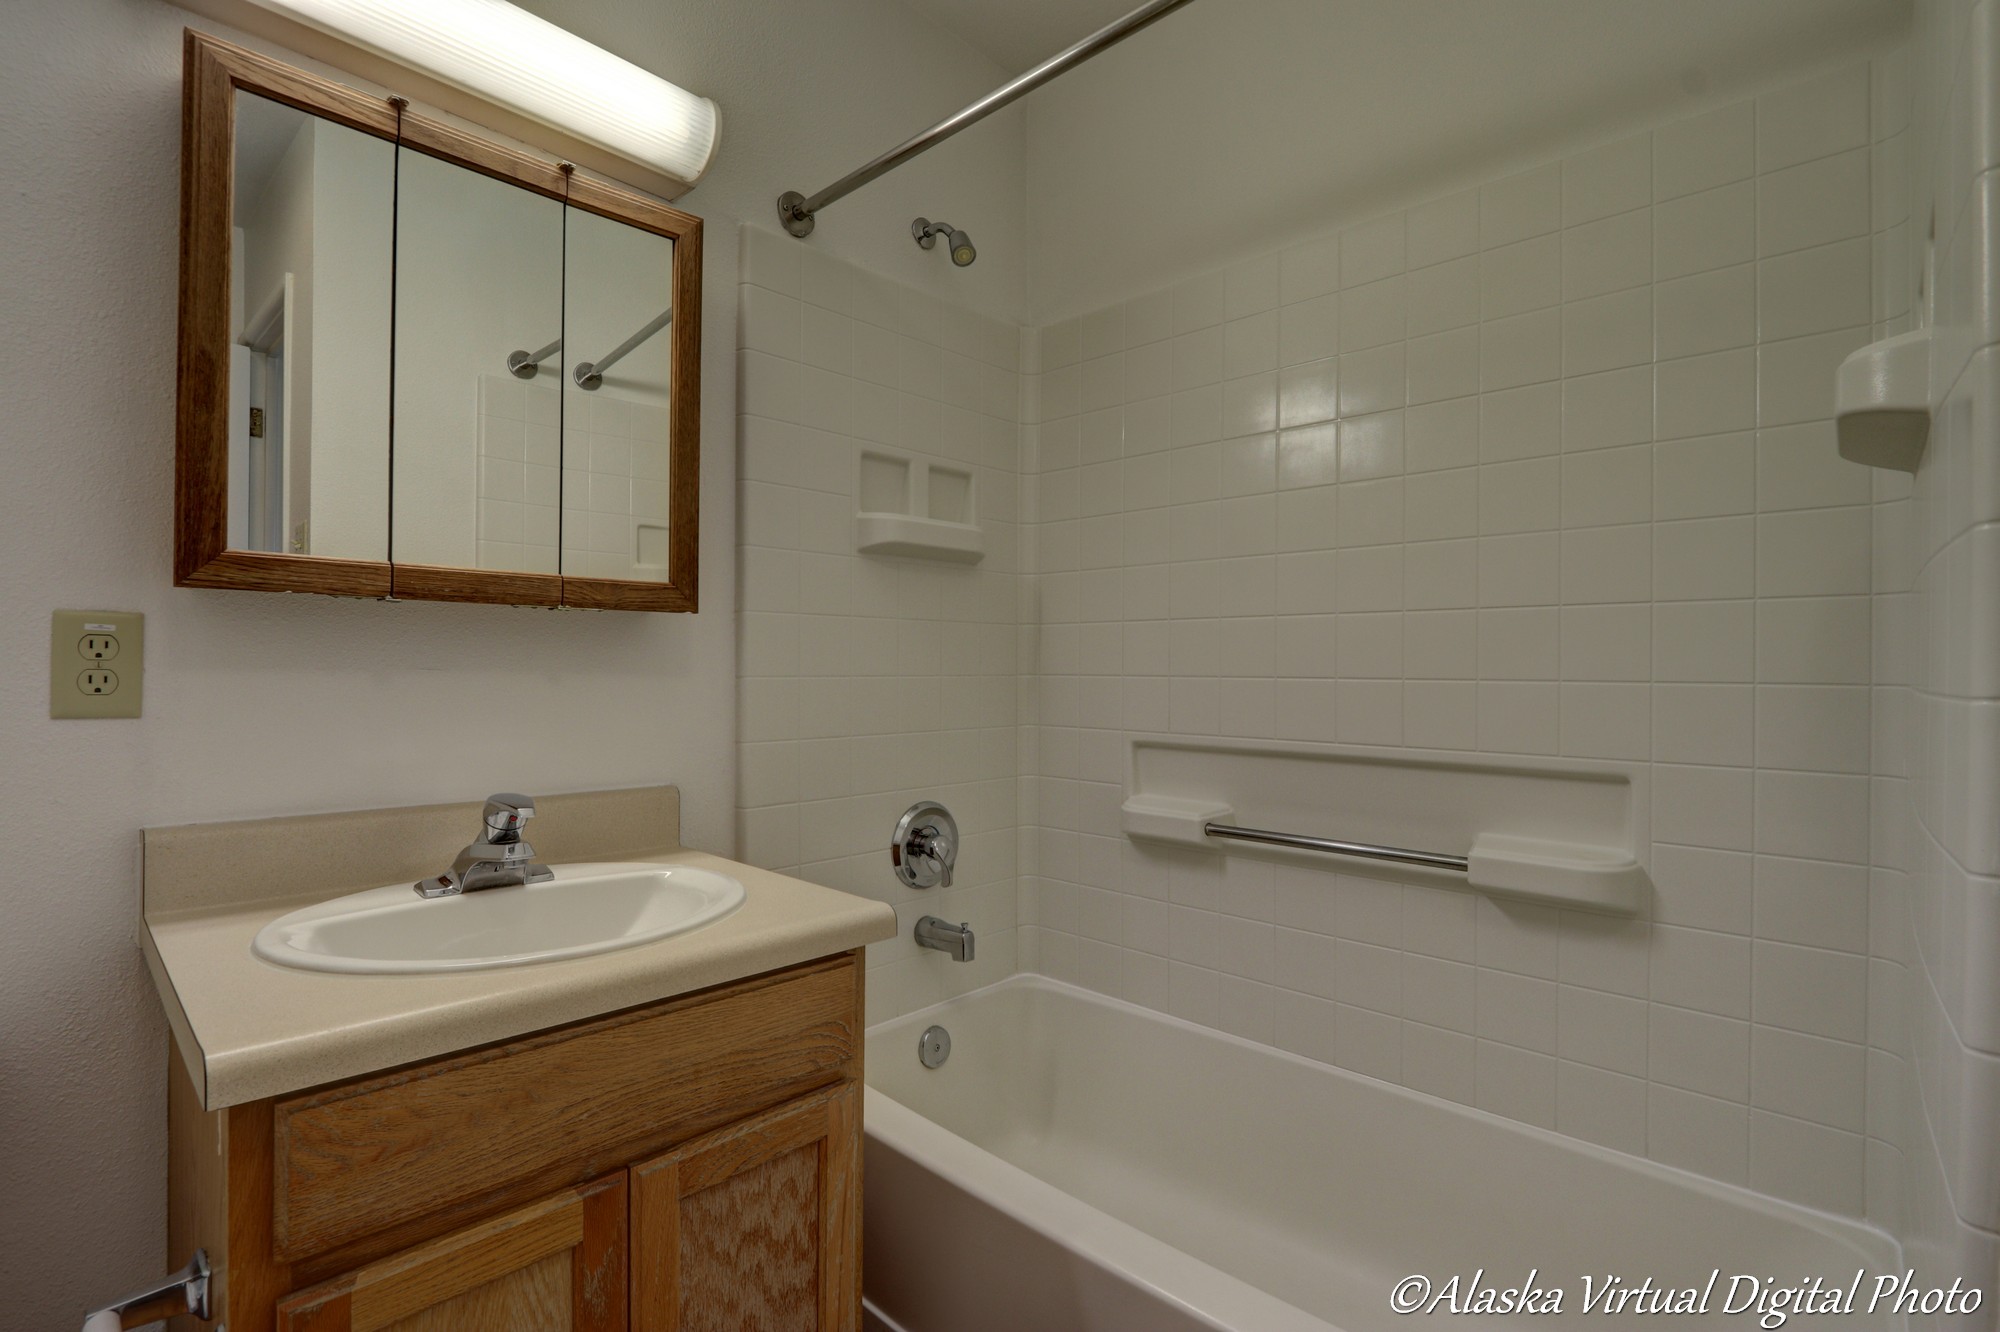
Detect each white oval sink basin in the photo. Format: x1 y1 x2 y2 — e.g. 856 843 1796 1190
252 862 745 974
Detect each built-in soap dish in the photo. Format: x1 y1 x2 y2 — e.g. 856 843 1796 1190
1835 328 1932 473
855 449 984 563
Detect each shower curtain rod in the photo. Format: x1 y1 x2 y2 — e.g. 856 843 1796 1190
776 0 1199 238
574 307 671 390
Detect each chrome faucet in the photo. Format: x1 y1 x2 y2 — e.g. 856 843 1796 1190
915 915 975 962
414 793 556 898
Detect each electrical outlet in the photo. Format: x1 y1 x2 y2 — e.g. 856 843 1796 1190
51 610 143 719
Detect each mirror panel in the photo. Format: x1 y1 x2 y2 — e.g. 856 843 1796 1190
229 90 394 561
390 147 566 576
561 207 676 584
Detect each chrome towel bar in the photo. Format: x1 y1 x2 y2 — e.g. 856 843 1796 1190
82 1248 210 1330
1202 821 1471 873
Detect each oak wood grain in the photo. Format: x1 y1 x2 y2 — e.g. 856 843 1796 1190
390 561 561 608
563 175 701 244
211 1097 294 1332
276 1175 624 1332
387 1251 567 1332
822 1078 862 1332
629 1083 860 1332
352 1195 580 1328
181 549 392 599
168 1054 230 1332
272 956 858 1260
680 1144 818 1330
397 108 570 201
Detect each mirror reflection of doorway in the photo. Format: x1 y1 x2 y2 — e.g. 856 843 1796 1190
240 279 291 553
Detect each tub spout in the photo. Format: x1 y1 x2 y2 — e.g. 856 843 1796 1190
915 915 975 962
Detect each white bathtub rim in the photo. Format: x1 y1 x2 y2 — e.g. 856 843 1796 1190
866 1086 1331 1332
868 972 1903 1271
859 1296 912 1332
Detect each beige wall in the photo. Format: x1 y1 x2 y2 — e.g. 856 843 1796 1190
0 1 1022 1325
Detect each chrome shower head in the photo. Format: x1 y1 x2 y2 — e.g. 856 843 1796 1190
913 217 976 267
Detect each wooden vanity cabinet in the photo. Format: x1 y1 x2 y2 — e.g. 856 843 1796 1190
273 1175 628 1332
170 953 865 1332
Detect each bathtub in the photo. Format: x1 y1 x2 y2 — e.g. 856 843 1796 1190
862 976 1907 1331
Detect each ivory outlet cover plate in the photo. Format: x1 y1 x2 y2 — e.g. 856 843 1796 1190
51 609 143 719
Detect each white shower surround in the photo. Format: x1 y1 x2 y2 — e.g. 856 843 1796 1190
1020 55 1904 1222
733 5 2000 1321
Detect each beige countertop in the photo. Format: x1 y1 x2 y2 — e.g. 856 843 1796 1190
140 787 896 1109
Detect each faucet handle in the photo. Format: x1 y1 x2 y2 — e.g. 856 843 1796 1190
482 793 537 839
892 800 959 890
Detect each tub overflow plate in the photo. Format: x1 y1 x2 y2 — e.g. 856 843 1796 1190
918 1024 951 1069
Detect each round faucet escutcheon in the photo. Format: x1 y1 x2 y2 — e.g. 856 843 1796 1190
891 800 958 889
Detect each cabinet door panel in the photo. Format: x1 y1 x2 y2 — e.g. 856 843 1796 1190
632 1083 859 1332
277 1174 626 1332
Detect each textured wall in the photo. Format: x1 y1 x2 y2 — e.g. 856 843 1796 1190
1020 59 1908 1219
0 1 1021 1326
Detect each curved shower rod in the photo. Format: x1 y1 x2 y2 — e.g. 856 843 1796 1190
776 0 1199 239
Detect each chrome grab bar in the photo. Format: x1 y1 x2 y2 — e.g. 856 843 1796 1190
1202 821 1471 873
83 1249 210 1330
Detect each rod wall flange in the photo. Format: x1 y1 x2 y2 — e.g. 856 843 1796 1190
778 191 815 238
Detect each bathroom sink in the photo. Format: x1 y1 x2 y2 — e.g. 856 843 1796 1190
252 862 745 974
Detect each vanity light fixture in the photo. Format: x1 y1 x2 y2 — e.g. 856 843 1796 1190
235 0 720 187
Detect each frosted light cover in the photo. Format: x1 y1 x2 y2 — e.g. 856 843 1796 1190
245 0 719 185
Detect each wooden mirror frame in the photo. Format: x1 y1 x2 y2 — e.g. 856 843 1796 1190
175 31 703 612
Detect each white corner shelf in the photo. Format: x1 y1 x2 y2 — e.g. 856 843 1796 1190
1835 328 1933 473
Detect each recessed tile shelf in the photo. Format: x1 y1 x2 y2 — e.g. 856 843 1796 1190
856 449 984 563
1121 737 1650 913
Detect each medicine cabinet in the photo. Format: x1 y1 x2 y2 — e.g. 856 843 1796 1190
175 32 702 611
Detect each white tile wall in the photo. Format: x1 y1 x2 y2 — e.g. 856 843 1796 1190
474 371 673 579
1020 61 1904 1219
560 389 676 581
476 373 561 574
1874 0 2000 1321
734 226 1024 1024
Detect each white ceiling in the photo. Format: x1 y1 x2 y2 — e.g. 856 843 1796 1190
901 0 1913 318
